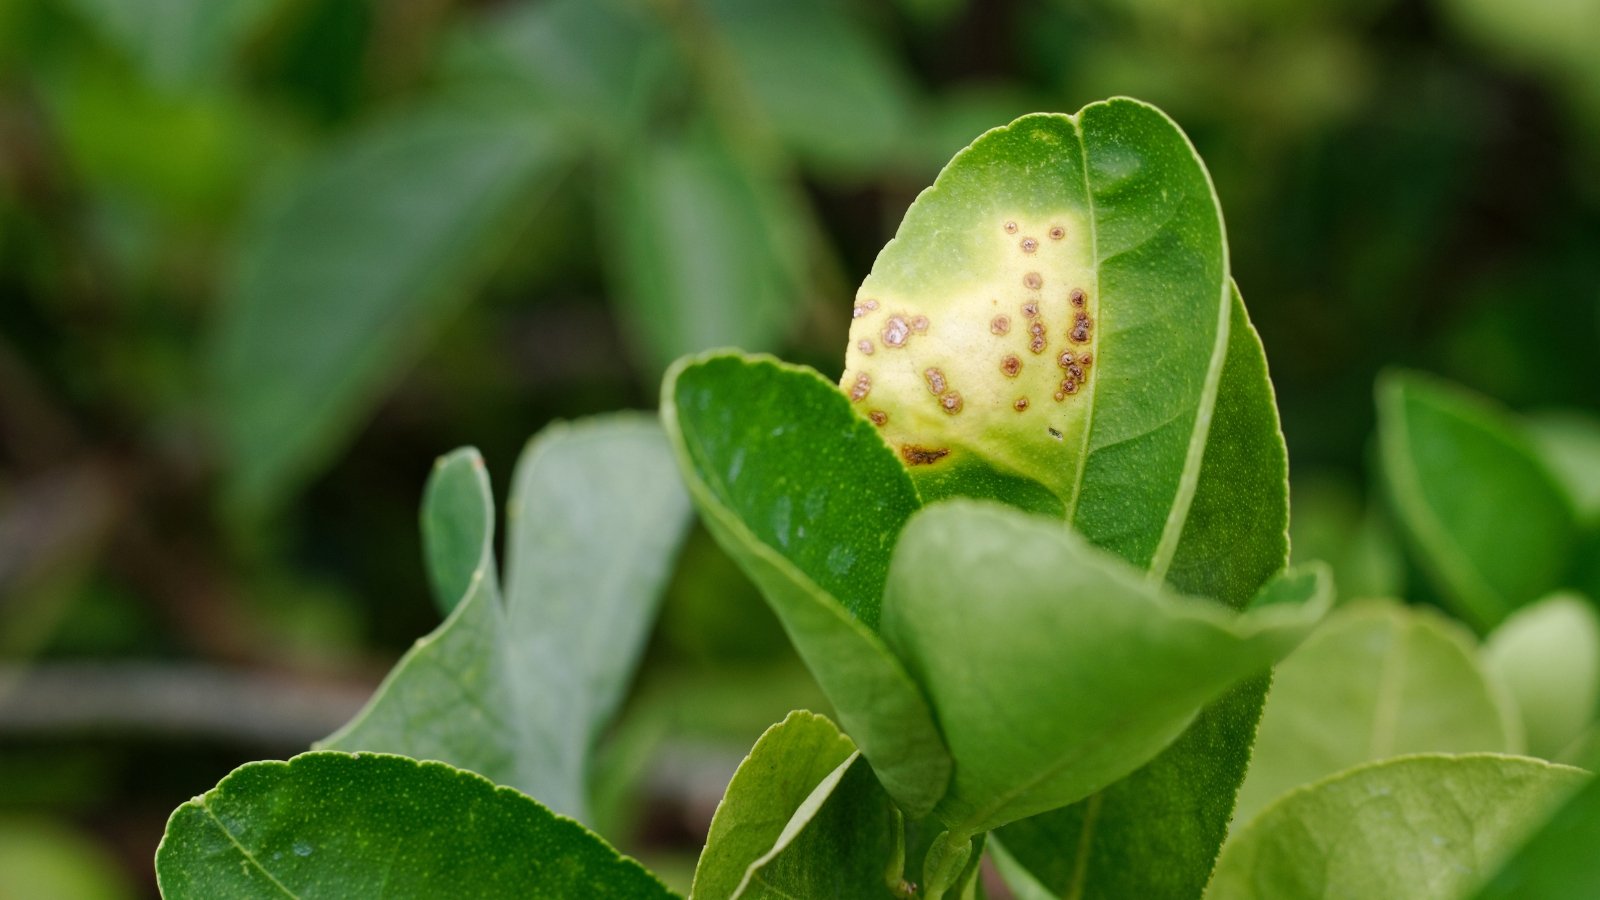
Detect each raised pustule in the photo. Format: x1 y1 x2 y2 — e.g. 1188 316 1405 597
842 211 1097 513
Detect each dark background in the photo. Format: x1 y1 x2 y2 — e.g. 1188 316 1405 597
2 0 1597 894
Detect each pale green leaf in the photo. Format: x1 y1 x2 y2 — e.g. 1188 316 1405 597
320 416 691 821
1234 602 1518 828
1484 593 1600 760
1473 746 1600 899
661 352 950 818
1524 410 1600 526
882 500 1328 834
214 108 570 512
154 752 673 899
1378 371 1578 631
692 711 856 900
1206 754 1587 900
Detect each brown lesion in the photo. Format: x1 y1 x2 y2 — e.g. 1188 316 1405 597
901 445 950 465
1000 355 1022 378
849 372 871 402
868 410 888 427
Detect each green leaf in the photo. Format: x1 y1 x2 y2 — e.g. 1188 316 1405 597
692 711 857 900
1484 593 1600 760
706 0 914 178
62 0 281 90
1206 754 1587 900
1377 371 1578 631
213 107 570 513
1289 473 1406 602
421 449 496 618
841 99 1231 571
661 352 951 818
733 756 905 900
1233 602 1519 828
1524 410 1600 526
881 500 1328 834
154 751 673 899
1473 747 1600 898
992 289 1293 899
603 131 809 377
320 416 690 821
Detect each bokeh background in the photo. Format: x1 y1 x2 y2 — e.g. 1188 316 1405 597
2 0 1598 894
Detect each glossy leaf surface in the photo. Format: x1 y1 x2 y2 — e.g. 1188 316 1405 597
155 752 672 899
841 99 1230 573
321 416 690 821
1234 602 1517 827
662 352 950 816
882 500 1327 834
1378 372 1577 631
1207 754 1586 900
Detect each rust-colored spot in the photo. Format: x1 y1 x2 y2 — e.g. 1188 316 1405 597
1001 354 1022 377
1029 321 1047 354
857 339 875 355
1057 350 1075 369
1070 288 1086 308
850 372 871 402
1049 226 1065 241
990 315 1011 335
853 299 880 318
940 391 964 414
1020 237 1039 253
1079 351 1094 366
910 315 929 333
1014 397 1030 412
924 367 947 394
1022 300 1039 318
868 410 888 427
1061 377 1079 395
1069 312 1092 344
902 445 950 465
1053 391 1065 402
883 316 911 347
1024 272 1043 290
1067 363 1084 380
1003 221 1018 234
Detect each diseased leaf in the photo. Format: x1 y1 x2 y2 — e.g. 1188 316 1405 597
214 107 570 513
320 416 691 821
661 353 950 817
604 132 809 377
994 287 1293 899
692 711 856 900
841 99 1231 570
1484 593 1600 760
1377 372 1578 631
1233 602 1518 828
1206 754 1587 900
882 500 1328 834
154 752 673 899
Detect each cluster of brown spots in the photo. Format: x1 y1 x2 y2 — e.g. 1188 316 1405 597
882 316 911 347
1020 237 1039 254
1069 288 1086 308
868 410 888 427
1000 354 1022 377
857 339 875 356
1003 221 1018 234
850 372 871 402
990 315 1011 335
852 299 879 319
1023 272 1043 290
1053 347 1094 400
1069 311 1092 344
1013 397 1030 412
902 445 950 465
940 392 963 414
910 315 929 333
1029 320 1047 354
1049 226 1066 241
924 367 947 394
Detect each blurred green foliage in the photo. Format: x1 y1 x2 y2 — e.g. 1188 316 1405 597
1 0 1598 894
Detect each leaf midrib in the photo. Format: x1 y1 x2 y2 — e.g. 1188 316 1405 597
198 800 302 899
